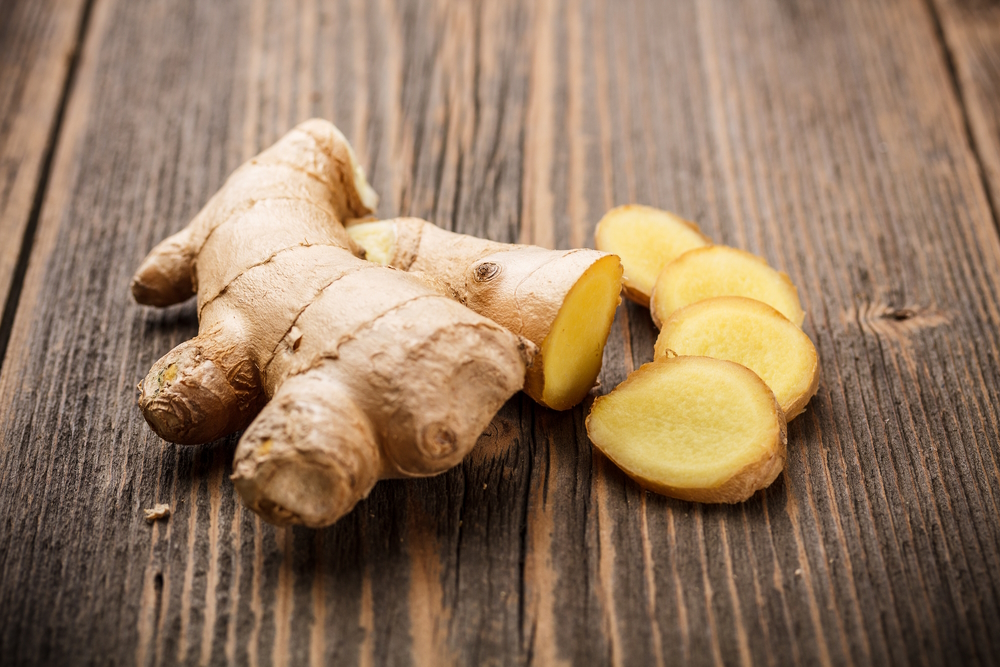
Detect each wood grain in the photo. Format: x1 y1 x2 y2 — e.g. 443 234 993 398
1 0 1000 665
932 0 1000 224
0 0 89 352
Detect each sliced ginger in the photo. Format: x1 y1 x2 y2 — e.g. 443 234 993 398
594 205 710 306
586 356 786 503
649 246 804 327
654 297 819 420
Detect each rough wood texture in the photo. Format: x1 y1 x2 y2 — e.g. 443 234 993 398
932 0 1000 223
2 0 1000 665
0 0 88 345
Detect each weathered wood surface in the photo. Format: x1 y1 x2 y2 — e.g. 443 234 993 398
933 0 1000 223
1 0 1000 665
0 0 88 354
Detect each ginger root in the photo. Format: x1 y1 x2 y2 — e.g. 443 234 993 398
347 219 623 410
593 205 710 306
586 356 787 503
132 120 532 527
649 246 804 327
654 297 819 420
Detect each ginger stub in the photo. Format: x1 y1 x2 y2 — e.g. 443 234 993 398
132 121 532 527
348 219 623 411
649 245 804 328
654 297 819 420
586 356 787 503
593 205 710 306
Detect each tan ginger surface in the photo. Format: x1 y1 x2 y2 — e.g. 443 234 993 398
649 246 804 327
593 205 710 306
131 120 532 527
654 297 819 420
348 219 623 410
586 356 787 503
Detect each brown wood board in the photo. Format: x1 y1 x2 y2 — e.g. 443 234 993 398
932 0 1000 227
0 0 88 345
1 0 999 665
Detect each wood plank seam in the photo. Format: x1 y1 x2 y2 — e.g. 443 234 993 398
0 0 97 373
921 0 1000 232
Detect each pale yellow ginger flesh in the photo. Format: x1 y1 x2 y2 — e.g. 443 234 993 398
538 254 623 409
593 205 710 306
131 121 532 528
586 356 786 503
654 297 819 420
650 246 804 328
349 221 395 265
347 219 623 410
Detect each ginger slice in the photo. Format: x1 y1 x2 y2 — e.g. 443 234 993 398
594 205 710 306
649 246 804 327
654 297 819 420
586 356 786 503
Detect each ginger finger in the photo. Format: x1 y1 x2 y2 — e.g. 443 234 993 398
348 218 623 411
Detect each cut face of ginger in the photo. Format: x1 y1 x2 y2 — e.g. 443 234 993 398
594 205 710 306
538 254 623 409
649 246 804 327
654 297 819 420
586 356 786 503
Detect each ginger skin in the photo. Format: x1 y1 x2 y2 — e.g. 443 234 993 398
132 121 533 527
347 219 623 410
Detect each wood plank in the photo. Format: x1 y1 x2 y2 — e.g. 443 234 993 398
1 0 1000 665
0 0 89 350
932 0 1000 224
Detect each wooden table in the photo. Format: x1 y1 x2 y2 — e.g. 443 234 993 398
2 0 1000 664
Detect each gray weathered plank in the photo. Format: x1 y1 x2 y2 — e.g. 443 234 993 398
0 0 89 342
932 0 1000 227
1 0 1000 665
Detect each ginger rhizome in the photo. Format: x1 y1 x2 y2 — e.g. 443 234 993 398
586 356 787 503
593 205 710 306
347 219 623 410
654 297 819 420
132 120 533 527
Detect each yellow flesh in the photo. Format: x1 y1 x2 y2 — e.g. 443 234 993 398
595 206 709 302
652 246 804 326
347 221 396 265
587 357 781 492
540 255 623 409
655 297 817 418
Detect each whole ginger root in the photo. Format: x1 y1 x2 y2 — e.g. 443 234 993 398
132 120 533 527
